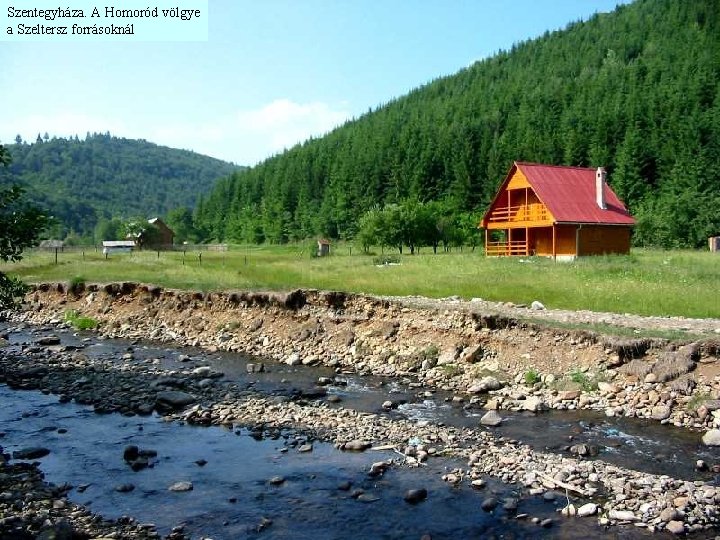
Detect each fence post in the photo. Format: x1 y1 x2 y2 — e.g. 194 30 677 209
198 252 202 265
54 248 58 265
182 250 186 266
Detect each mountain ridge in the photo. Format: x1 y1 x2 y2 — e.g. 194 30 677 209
0 133 239 238
195 0 719 248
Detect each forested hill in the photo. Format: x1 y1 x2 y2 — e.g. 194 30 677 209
196 0 719 248
0 133 239 238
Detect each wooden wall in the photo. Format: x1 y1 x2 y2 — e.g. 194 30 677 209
578 225 631 255
531 225 631 256
532 225 577 256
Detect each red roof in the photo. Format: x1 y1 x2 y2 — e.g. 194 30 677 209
484 162 635 226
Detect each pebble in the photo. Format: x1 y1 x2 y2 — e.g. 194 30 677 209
343 440 371 452
168 481 193 492
666 520 685 535
481 498 498 511
609 509 637 522
577 503 597 517
404 488 428 504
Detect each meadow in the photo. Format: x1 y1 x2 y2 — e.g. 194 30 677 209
3 245 718 319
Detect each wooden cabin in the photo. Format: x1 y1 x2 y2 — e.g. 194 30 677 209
481 162 635 259
147 218 175 246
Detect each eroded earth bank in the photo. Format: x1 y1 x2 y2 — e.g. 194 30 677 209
1 282 720 538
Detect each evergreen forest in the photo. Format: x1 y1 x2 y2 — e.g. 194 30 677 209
195 0 720 248
0 133 238 240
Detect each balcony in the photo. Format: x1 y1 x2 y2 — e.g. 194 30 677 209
486 203 549 225
485 240 530 256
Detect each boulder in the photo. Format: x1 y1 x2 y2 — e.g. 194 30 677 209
192 366 212 377
155 391 196 411
468 376 503 394
481 497 498 511
666 520 685 535
577 503 597 517
343 440 372 452
597 381 618 394
285 353 302 366
480 410 503 427
460 345 483 363
651 405 672 421
703 399 720 411
437 348 457 366
123 445 139 461
404 488 428 504
557 390 580 401
521 396 546 412
659 508 679 522
168 481 193 492
608 509 638 521
701 429 720 446
13 447 51 460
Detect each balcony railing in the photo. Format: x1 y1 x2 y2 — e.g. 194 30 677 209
485 240 530 256
486 203 549 223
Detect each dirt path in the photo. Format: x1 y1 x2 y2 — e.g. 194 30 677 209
385 294 720 336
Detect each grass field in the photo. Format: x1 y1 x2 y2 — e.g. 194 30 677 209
3 245 718 319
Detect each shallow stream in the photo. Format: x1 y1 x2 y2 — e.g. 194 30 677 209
1 321 718 537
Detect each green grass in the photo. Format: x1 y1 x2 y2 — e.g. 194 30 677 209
524 368 541 385
569 368 599 392
3 245 719 320
688 392 711 411
64 309 98 330
519 318 712 342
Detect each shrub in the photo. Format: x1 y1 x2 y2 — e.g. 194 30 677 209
64 309 97 330
569 368 599 392
440 364 462 377
524 368 541 385
373 255 401 265
68 275 86 297
421 344 439 361
688 392 710 411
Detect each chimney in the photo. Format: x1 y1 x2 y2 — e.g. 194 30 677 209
595 167 607 210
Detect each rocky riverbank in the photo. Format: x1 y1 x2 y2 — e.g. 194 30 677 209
19 282 720 432
0 320 719 537
2 282 720 536
0 458 164 540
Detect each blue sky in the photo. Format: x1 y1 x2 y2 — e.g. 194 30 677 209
1 0 628 165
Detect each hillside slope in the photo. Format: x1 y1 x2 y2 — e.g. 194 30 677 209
196 0 719 247
0 133 239 237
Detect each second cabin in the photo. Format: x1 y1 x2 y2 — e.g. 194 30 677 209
481 162 635 259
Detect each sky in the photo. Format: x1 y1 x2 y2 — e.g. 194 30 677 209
1 0 629 166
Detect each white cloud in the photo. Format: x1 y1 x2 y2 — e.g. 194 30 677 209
235 99 352 160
